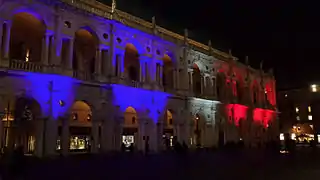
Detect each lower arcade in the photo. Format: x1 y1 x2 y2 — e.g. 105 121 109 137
0 72 278 157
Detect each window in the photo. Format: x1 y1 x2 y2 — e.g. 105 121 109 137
308 106 312 113
296 116 300 121
311 84 318 92
280 133 284 141
295 107 299 113
308 115 312 120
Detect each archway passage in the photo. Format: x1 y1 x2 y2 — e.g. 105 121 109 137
10 12 46 62
163 110 174 149
60 101 92 152
192 64 202 95
163 55 174 89
122 106 138 151
9 97 42 154
194 114 202 147
72 28 99 76
124 43 140 81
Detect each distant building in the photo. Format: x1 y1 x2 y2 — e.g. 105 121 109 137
278 84 320 143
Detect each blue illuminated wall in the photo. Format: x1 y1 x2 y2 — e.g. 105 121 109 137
19 71 75 119
112 84 170 122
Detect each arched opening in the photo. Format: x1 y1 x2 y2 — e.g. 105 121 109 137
163 54 174 89
252 81 259 105
60 101 92 152
10 12 46 62
216 73 225 100
192 64 202 95
70 101 92 123
72 28 99 77
124 43 140 81
236 80 244 103
122 106 138 151
193 114 202 147
163 110 174 149
9 97 42 154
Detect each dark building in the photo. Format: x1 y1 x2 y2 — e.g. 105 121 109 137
278 84 320 143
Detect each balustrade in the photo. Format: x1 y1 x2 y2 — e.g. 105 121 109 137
9 60 43 72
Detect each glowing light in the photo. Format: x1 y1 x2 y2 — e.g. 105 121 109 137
308 106 312 113
280 133 284 141
291 133 296 140
111 84 170 122
308 115 312 120
311 84 317 92
25 49 30 62
253 108 275 127
295 107 299 113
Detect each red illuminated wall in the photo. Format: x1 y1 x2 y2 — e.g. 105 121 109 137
253 108 276 127
265 81 276 106
226 104 248 126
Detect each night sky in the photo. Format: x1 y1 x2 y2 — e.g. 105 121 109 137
99 0 320 90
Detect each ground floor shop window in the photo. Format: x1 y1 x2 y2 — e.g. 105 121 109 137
122 135 134 148
27 135 35 153
56 136 90 152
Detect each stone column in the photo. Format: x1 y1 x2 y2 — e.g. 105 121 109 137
66 38 74 70
0 21 3 59
101 104 114 152
109 24 115 77
156 121 164 152
173 69 177 89
138 119 145 151
91 114 100 153
34 119 44 157
42 33 50 65
159 65 163 86
95 48 102 75
147 120 158 152
3 22 11 59
45 117 58 156
188 71 193 92
61 117 70 156
140 61 144 82
176 69 180 90
200 76 205 95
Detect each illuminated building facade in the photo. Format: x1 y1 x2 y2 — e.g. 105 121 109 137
0 0 277 157
278 85 320 144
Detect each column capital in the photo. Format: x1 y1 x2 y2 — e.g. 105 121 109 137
99 44 109 50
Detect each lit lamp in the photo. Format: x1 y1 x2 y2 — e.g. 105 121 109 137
311 84 318 92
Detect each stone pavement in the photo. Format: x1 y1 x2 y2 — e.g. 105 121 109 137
19 150 320 180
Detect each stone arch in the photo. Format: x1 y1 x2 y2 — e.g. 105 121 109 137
124 106 138 127
11 96 42 152
162 54 174 89
0 3 49 24
70 100 92 123
72 26 99 74
9 11 47 62
192 63 202 95
124 43 140 81
193 61 206 73
14 96 42 122
164 109 174 128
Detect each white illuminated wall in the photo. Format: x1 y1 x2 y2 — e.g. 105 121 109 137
189 98 221 147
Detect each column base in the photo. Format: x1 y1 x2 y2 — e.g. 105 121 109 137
0 59 9 68
62 68 74 77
